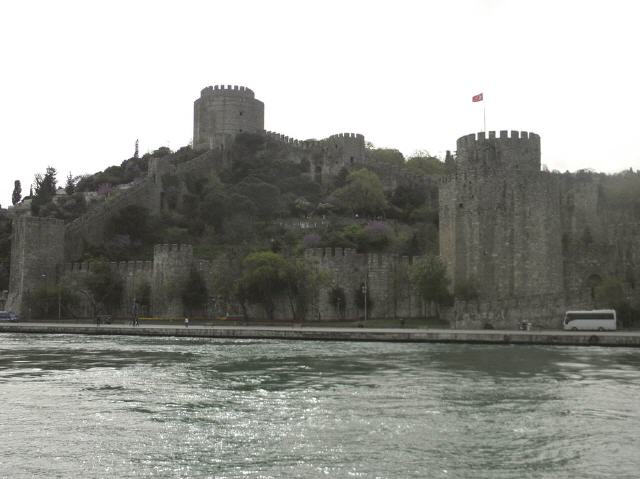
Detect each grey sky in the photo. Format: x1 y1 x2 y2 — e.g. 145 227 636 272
1 0 639 205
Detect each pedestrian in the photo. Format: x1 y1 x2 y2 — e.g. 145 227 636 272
131 302 140 327
184 317 189 328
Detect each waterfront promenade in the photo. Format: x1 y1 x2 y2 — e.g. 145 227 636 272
1 321 640 347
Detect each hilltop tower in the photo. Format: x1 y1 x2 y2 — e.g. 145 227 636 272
439 131 563 300
193 85 264 150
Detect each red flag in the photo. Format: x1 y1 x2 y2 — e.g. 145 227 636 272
472 93 483 102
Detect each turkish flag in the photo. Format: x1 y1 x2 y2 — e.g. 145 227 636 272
472 93 483 102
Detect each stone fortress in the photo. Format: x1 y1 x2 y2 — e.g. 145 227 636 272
6 85 640 326
441 131 640 327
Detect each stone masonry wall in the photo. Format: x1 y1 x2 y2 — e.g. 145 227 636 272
63 177 156 261
304 248 423 320
59 260 153 318
264 130 366 185
449 293 592 330
151 244 194 318
7 216 65 314
440 131 563 300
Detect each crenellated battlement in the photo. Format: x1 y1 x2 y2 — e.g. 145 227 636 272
305 247 357 259
200 84 255 99
327 132 365 141
264 130 365 152
453 130 541 177
264 130 364 148
18 216 65 227
153 243 194 256
456 130 540 150
61 260 153 275
304 248 417 266
264 130 321 148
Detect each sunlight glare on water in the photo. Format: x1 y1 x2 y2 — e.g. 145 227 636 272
1 334 639 478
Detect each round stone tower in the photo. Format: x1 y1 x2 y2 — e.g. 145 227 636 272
193 85 264 150
439 130 563 301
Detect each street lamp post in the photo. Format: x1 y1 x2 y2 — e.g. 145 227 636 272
361 281 368 322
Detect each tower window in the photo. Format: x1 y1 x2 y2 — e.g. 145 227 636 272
350 156 354 164
239 111 243 116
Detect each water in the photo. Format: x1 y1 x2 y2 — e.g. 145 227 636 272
1 335 639 478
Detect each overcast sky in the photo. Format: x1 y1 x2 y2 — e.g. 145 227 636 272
1 0 639 206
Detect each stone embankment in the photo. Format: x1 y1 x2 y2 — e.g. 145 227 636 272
1 323 640 347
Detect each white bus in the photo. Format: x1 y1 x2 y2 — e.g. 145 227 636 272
563 309 617 331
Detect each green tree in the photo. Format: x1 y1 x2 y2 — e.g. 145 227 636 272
409 255 451 318
82 263 124 317
34 166 58 198
31 166 58 215
406 152 446 176
367 147 405 167
23 285 79 319
234 177 282 218
237 251 289 321
65 173 76 195
12 180 21 205
106 205 154 243
333 169 387 216
283 258 324 321
182 269 209 316
200 188 230 231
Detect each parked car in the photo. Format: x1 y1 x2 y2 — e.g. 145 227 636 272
0 311 18 322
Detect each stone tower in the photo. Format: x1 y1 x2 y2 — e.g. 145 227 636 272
439 131 564 300
6 216 65 315
193 85 265 150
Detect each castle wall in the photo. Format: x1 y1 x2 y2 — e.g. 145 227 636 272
556 174 640 300
63 177 156 260
151 244 194 317
194 85 264 150
59 260 153 318
319 133 366 181
441 131 640 327
304 248 422 320
449 293 591 330
438 178 457 286
7 216 65 314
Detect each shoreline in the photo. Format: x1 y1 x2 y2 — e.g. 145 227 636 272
1 322 640 347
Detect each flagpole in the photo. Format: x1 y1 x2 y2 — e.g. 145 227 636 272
483 104 486 134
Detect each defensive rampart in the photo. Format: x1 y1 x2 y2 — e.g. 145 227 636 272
63 178 155 260
304 248 422 320
6 216 65 314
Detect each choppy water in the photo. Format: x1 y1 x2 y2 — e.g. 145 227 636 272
0 335 639 478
